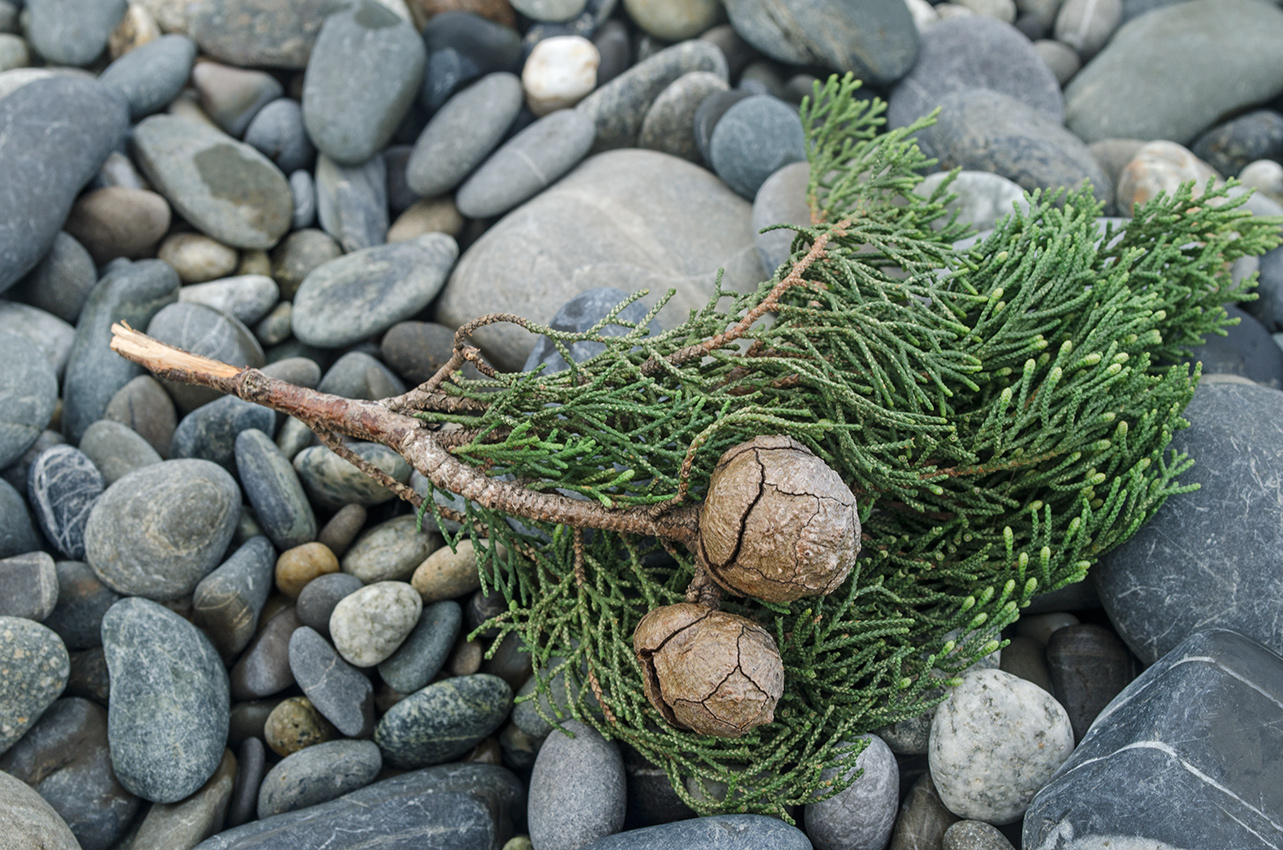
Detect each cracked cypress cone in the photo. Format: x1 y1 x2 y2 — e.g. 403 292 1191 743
698 435 859 603
634 603 784 737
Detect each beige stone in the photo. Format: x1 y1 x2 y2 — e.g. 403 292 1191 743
388 197 466 243
158 232 239 283
109 3 161 58
275 542 340 597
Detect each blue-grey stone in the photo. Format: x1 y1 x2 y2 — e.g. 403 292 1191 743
0 616 70 754
61 259 180 444
1192 111 1283 179
374 673 513 768
406 72 523 197
888 15 1063 130
226 736 265 828
314 152 387 252
292 234 458 348
146 301 265 413
132 114 294 249
179 275 280 326
529 720 626 850
803 735 899 850
193 536 277 660
0 552 57 621
420 11 523 112
709 94 805 199
456 109 597 218
171 396 276 470
12 231 97 324
24 0 126 65
256 738 382 818
0 301 75 379
1097 383 1283 663
637 71 728 164
378 600 461 694
917 89 1112 207
245 99 316 174
1188 304 1283 388
0 330 58 469
187 0 352 69
295 571 363 638
579 815 813 849
1045 623 1136 743
722 0 917 86
0 696 139 850
303 0 425 165
27 445 104 560
1065 0 1283 145
293 441 411 510
79 419 163 487
236 428 317 551
288 625 374 737
0 477 41 559
42 560 119 651
290 168 317 230
577 40 727 153
101 597 228 803
84 459 241 600
0 749 84 850
98 34 197 120
102 374 178 460
523 286 663 374
750 160 809 276
315 350 407 400
1024 629 1283 850
229 606 300 701
0 77 128 293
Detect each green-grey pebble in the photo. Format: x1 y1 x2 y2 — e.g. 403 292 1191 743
0 551 58 621
374 673 513 768
193 536 278 660
236 428 317 550
256 738 382 818
378 600 462 694
78 419 163 486
342 514 440 584
293 441 411 510
0 616 69 754
42 560 119 651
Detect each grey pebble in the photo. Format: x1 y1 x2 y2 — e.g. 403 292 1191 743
0 616 69 754
295 571 363 638
316 350 406 400
378 600 461 694
342 514 440 584
0 300 75 377
577 815 812 850
289 624 375 737
0 477 41 559
316 502 367 558
709 94 805 199
98 33 196 119
12 231 97 324
178 274 281 326
24 0 125 66
230 606 301 701
803 735 899 850
192 60 284 138
291 168 317 230
225 736 266 828
314 152 387 251
944 820 1016 850
0 329 58 469
146 301 265 412
0 551 58 621
41 560 119 651
0 768 81 850
374 673 512 768
187 0 352 69
406 72 524 198
245 98 316 174
236 428 318 551
193 536 278 660
171 395 276 470
256 738 382 818
528 719 626 850
637 70 728 163
79 419 163 486
103 374 178 459
293 441 411 509
126 748 238 848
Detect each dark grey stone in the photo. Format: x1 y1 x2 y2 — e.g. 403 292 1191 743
314 152 388 252
0 331 58 470
25 0 125 65
42 560 118 651
888 772 959 850
1249 245 1283 332
187 0 352 69
133 114 293 249
0 477 41 559
1065 0 1283 145
289 625 374 737
1025 629 1283 850
1097 383 1283 663
803 735 899 850
193 536 277 660
0 301 75 379
709 94 805 199
577 40 727 153
98 34 197 119
65 645 109 705
1 429 61 505
257 738 382 818
1192 110 1283 179
693 88 754 167
420 11 523 112
226 736 266 829
292 234 457 348
12 231 96 324
302 0 425 164
27 445 104 560
83 459 241 600
0 697 138 850
374 673 512 768
889 15 1063 131
291 168 317 230
293 441 411 509
0 615 69 754
62 259 180 444
406 72 523 197
315 351 407 400
528 720 625 849
1188 303 1283 387
79 419 163 488
917 89 1112 207
381 321 457 385
245 99 316 174
456 109 597 218
230 607 301 701
1046 624 1136 743
620 743 694 828
378 600 462 694
637 71 728 164
101 596 229 803
172 396 276 470
146 301 265 412
295 571 363 638
579 815 813 850
722 0 917 86
236 428 317 551
103 374 178 459
0 763 82 849
523 286 663 374
0 552 57 621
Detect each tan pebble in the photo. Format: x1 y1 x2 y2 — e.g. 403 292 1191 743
1116 140 1221 212
167 88 218 127
158 232 239 283
109 3 161 58
264 696 336 757
522 35 598 116
448 636 483 676
276 542 340 598
64 187 171 264
412 538 490 602
387 198 466 243
237 248 272 276
1239 159 1283 204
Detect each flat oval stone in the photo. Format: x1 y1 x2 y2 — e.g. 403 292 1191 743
411 538 484 602
79 419 163 487
578 814 812 849
374 673 512 768
302 0 425 164
0 552 58 622
276 542 340 598
263 694 336 756
133 114 293 249
803 735 899 850
146 302 265 412
343 514 441 584
11 231 96 324
289 625 374 737
1192 110 1283 178
257 738 382 818
313 153 386 252
406 72 524 197
27 445 104 560
0 616 69 754
187 0 351 69
0 769 80 850
0 478 41 559
888 772 959 850
456 109 597 218
230 607 301 701
193 536 278 660
178 275 280 326
236 428 317 551
25 0 125 65
63 187 171 265
291 234 458 348
316 351 406 400
330 581 422 667
0 300 75 377
103 374 178 460
100 597 228 803
98 33 196 120
378 600 461 694
171 396 276 470
709 94 805 199
0 331 57 469
0 696 139 850
226 736 265 828
421 12 523 112
380 321 457 384
191 60 283 138
245 98 315 174
637 71 728 163
84 459 241 601
42 561 118 651
293 441 412 509
159 232 240 284
295 571 363 637
126 747 237 848
528 720 626 850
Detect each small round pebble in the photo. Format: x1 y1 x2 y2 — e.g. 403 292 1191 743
803 735 899 850
264 695 337 757
276 542 340 597
412 538 485 601
523 35 599 115
942 819 1017 850
528 719 626 850
157 232 239 283
709 94 805 199
329 580 423 667
257 738 382 818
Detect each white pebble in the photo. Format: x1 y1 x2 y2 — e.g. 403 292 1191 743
522 35 599 117
330 581 423 667
1240 158 1283 204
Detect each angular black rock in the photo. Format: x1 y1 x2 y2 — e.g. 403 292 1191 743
28 445 105 560
1025 629 1283 850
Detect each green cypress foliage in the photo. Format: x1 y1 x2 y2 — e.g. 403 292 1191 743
408 75 1280 816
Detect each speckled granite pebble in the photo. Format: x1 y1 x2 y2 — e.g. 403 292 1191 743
257 738 382 818
374 673 512 768
329 580 422 667
0 616 69 754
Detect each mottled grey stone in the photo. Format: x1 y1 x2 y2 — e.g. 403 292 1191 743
230 607 300 701
126 747 238 849
12 231 96 324
293 441 411 509
378 600 461 694
257 738 382 818
0 477 41 559
316 350 406 400
295 571 363 638
245 98 315 174
1192 110 1283 178
24 0 125 65
314 152 388 252
42 560 118 651
146 301 265 412
1046 624 1135 742
133 114 293 249
292 234 457 348
84 459 241 600
172 396 276 471
1025 629 1283 850
179 275 280 326
103 374 178 459
943 820 1016 850
0 331 57 469
0 697 138 850
889 15 1062 130
637 71 728 164
804 735 899 850
709 94 805 199
288 625 374 737
579 815 812 850
187 0 351 69
193 536 277 660
375 673 512 768
406 72 523 197
61 260 180 444
342 514 441 584
27 444 104 560
522 286 662 375
330 580 421 667
65 645 109 705
0 551 57 621
529 720 626 850
888 773 960 850
0 769 80 850
0 616 69 754
0 300 75 377
236 429 317 551
1065 0 1283 145
98 34 196 119
381 321 457 384
79 419 163 487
